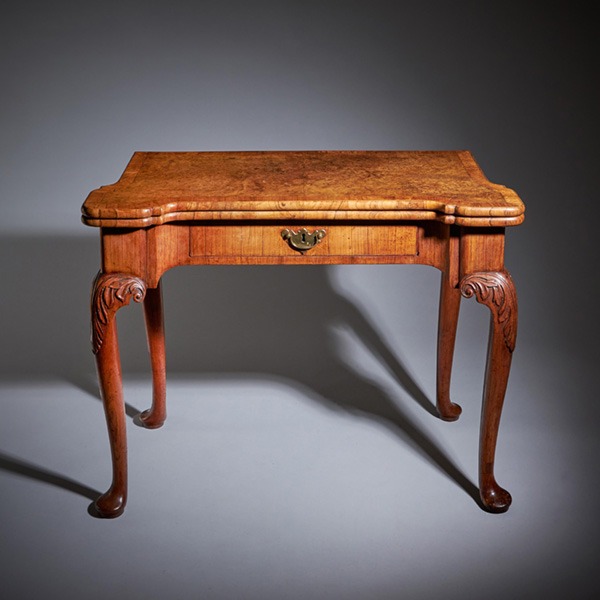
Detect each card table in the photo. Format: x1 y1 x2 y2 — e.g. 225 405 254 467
82 150 524 517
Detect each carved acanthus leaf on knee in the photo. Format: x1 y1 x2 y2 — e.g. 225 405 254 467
91 272 147 354
460 271 517 352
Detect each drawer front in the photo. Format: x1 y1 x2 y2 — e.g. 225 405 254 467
189 224 418 258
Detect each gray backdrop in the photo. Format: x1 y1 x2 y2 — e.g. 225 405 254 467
0 2 597 599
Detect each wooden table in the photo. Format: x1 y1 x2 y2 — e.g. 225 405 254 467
82 151 525 518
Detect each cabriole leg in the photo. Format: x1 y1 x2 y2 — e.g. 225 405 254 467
140 280 167 429
91 271 147 518
436 270 462 421
460 271 518 513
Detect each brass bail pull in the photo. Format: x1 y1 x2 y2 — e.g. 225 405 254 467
281 228 326 253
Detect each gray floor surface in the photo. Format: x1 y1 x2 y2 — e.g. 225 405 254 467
1 264 596 600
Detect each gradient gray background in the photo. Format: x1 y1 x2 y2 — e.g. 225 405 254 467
0 1 597 599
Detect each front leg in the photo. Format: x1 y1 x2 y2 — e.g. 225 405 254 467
91 271 146 518
460 271 518 513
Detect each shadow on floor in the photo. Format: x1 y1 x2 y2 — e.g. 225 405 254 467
0 451 100 501
0 235 480 508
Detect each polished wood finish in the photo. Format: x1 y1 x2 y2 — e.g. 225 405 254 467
140 281 167 429
460 271 518 512
437 270 462 421
91 272 147 517
83 151 524 517
82 151 524 228
189 223 418 258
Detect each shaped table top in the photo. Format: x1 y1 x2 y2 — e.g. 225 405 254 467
82 150 524 228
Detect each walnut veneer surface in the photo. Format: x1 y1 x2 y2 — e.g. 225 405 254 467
82 150 524 519
82 151 524 227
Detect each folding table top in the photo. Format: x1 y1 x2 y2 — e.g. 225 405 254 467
82 150 524 228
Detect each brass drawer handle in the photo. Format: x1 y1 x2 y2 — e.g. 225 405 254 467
281 228 326 254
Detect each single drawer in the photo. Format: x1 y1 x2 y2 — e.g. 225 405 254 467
189 223 418 258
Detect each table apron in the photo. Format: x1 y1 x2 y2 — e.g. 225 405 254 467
99 222 505 288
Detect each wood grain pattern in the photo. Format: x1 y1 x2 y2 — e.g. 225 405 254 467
98 222 454 286
189 223 418 257
83 151 525 518
82 151 524 228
